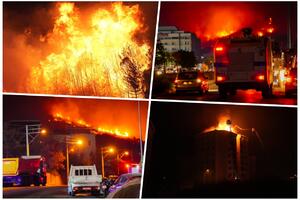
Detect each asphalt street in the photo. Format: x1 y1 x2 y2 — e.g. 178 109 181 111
3 186 100 198
154 90 297 105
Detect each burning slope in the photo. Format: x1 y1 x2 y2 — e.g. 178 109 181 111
52 112 129 138
47 99 147 140
5 2 152 97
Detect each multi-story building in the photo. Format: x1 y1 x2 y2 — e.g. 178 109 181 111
158 26 202 61
196 130 252 184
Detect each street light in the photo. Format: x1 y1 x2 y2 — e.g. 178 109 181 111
101 146 115 178
117 151 130 175
76 139 83 145
66 136 83 177
41 129 47 135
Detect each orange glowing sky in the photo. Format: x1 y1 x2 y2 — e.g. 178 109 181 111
159 2 296 41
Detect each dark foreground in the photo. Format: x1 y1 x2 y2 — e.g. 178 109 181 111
142 180 297 198
3 185 100 198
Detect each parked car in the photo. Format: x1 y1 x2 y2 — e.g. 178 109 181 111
174 71 208 94
285 68 297 97
67 165 102 196
100 177 115 197
107 176 141 198
108 173 141 194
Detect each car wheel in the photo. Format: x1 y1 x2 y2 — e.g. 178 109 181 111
229 89 236 96
262 85 272 98
219 86 227 98
198 89 203 95
33 181 40 186
285 90 292 97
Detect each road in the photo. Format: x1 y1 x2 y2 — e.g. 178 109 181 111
3 186 101 198
153 76 297 105
153 89 297 105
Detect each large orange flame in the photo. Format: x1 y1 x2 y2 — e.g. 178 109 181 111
27 2 151 97
204 115 237 134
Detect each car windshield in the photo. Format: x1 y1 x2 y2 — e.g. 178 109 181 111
178 72 198 80
129 176 141 181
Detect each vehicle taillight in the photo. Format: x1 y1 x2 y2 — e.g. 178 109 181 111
256 75 265 81
215 46 224 51
196 78 201 83
215 45 225 53
216 75 226 82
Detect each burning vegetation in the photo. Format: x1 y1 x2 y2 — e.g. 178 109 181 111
52 112 129 138
4 2 153 97
47 99 147 140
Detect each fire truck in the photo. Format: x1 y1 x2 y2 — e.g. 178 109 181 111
214 28 274 98
3 155 47 186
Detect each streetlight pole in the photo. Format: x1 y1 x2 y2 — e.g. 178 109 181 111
101 147 105 178
66 137 70 177
138 101 143 167
65 136 83 178
117 153 120 175
117 151 129 175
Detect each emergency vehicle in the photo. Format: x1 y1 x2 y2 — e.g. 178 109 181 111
214 28 274 98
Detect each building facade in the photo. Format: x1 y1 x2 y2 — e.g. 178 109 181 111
196 130 252 184
158 26 202 61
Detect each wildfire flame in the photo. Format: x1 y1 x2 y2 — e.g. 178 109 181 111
27 2 151 97
52 112 129 138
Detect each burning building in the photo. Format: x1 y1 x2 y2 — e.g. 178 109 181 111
196 130 254 184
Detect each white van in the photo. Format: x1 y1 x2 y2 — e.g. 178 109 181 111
67 165 102 196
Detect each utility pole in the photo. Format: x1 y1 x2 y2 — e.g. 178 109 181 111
26 125 30 156
25 124 42 156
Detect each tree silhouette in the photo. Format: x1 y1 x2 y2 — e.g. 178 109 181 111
120 48 144 98
173 50 197 68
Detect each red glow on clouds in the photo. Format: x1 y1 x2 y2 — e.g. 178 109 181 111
159 2 290 41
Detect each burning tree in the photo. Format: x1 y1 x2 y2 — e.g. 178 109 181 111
121 47 145 98
20 2 151 97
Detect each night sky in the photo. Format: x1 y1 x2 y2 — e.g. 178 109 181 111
143 101 297 197
3 95 148 140
159 1 297 45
